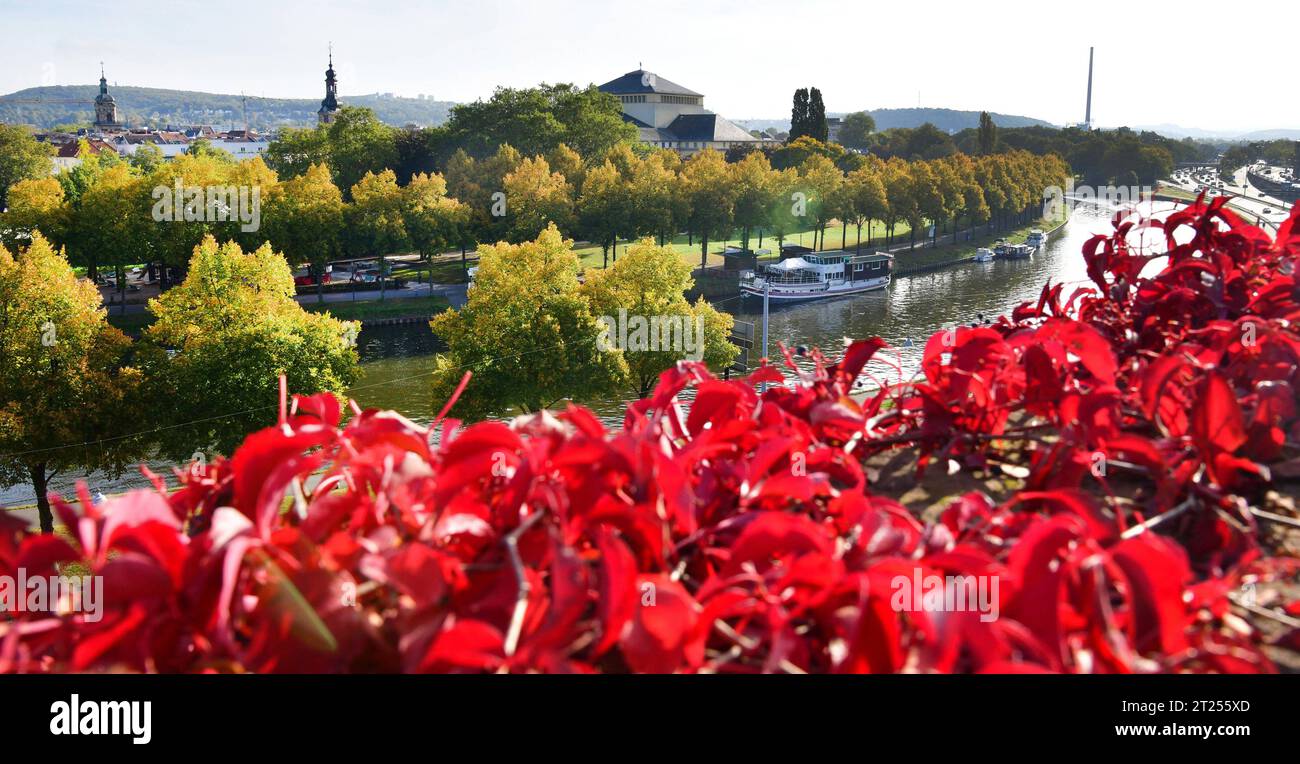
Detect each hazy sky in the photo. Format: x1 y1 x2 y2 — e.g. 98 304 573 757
2 0 1294 132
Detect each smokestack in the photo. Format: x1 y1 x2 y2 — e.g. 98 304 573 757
1085 47 1094 129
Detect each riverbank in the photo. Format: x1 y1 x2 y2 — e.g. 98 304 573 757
686 211 1071 300
890 211 1070 277
108 294 452 336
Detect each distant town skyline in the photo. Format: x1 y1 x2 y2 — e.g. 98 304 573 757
1 0 1294 133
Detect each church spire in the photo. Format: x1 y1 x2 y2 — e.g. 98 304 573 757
94 62 120 130
318 45 341 125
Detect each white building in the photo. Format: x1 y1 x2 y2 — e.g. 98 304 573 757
598 69 764 156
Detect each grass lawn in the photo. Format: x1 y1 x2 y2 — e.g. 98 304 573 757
304 295 450 322
106 311 155 335
570 221 916 272
1154 183 1198 202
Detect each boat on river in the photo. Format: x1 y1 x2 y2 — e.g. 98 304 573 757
740 250 892 302
973 247 995 263
994 241 1035 260
1026 228 1048 248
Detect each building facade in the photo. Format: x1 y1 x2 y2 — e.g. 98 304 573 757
598 69 764 156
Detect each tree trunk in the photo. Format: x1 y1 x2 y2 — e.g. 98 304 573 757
30 462 52 533
379 253 387 301
603 242 609 269
841 222 847 251
700 236 708 271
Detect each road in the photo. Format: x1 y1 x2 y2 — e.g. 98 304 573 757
1164 164 1292 229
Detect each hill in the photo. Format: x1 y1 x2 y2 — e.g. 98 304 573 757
0 85 456 130
735 107 1053 134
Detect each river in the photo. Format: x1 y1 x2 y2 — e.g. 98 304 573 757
2 202 1164 508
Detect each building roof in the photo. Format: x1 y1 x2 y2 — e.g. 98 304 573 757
57 139 117 158
665 113 755 142
627 113 760 145
598 69 702 97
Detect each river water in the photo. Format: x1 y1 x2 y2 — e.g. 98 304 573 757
3 202 1167 507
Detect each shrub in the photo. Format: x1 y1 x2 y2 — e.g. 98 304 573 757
2 198 1296 673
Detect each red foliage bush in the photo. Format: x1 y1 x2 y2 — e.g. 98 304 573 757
2 199 1297 673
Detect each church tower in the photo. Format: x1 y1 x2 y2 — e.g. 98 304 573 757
94 64 122 130
317 47 341 125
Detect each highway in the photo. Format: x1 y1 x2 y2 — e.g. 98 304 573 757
1163 163 1293 230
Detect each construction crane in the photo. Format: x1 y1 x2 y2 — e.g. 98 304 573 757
0 96 95 125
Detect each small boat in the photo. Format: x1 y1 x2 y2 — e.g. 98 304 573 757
993 242 1034 261
740 250 892 302
1026 229 1048 248
972 247 995 263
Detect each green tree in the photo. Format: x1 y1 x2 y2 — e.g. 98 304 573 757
443 84 635 159
838 112 877 152
129 143 165 174
842 164 888 251
142 236 360 460
403 171 472 284
0 233 144 532
730 152 778 253
262 162 344 302
1 176 67 250
74 163 147 313
771 136 845 171
0 124 55 210
628 150 686 245
264 126 331 180
790 88 811 142
502 155 574 242
444 145 522 245
327 107 399 198
680 150 735 270
347 169 409 300
578 159 633 267
807 88 829 143
140 152 239 287
797 154 843 251
766 168 804 253
881 159 915 245
581 240 737 397
977 111 998 155
428 224 623 420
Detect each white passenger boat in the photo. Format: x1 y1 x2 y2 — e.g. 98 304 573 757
1026 229 1048 248
740 250 892 302
973 247 995 263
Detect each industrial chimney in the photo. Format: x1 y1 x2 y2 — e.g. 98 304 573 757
1084 47 1094 130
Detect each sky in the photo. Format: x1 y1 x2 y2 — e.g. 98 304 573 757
1 0 1295 133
